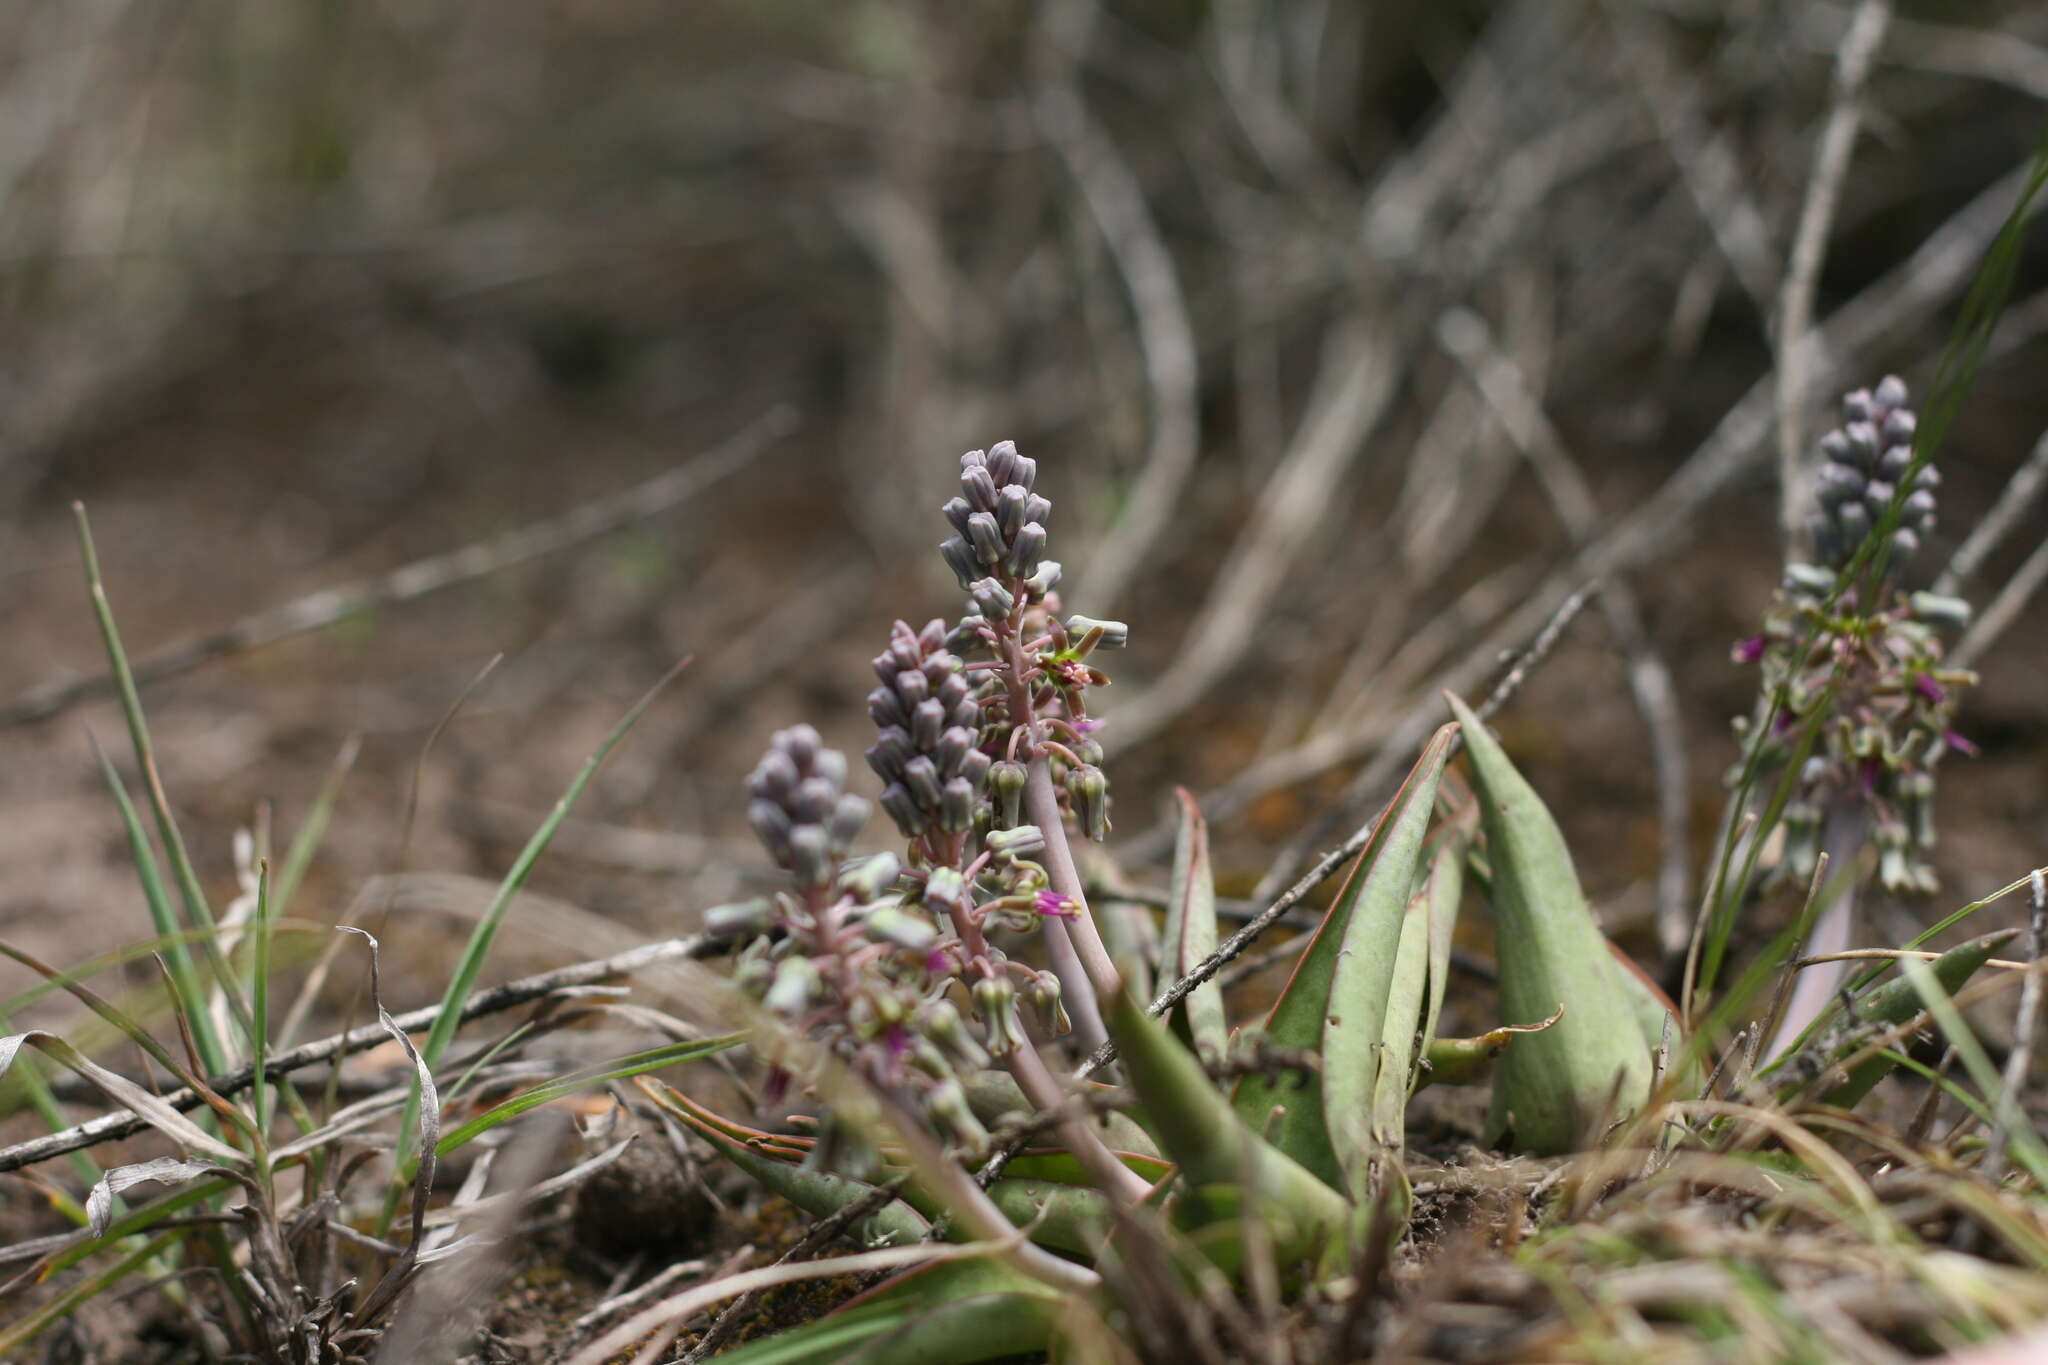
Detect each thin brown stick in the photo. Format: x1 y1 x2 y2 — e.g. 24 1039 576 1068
1935 424 2048 596
1951 533 2048 670
0 408 796 730
0 933 727 1174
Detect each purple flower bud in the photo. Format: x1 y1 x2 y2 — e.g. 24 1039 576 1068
1842 389 1874 423
917 618 948 651
812 749 847 789
1912 465 1941 491
942 496 976 538
788 825 833 886
969 577 1016 621
748 798 792 856
779 724 822 770
1843 421 1879 458
935 672 969 711
1022 493 1051 528
791 776 837 825
961 465 999 513
879 782 926 836
827 793 869 850
1834 500 1871 547
1902 489 1936 527
903 755 944 809
940 536 980 589
867 685 908 730
1863 481 1895 515
1914 674 1947 704
1005 523 1046 578
966 511 1005 565
985 440 1019 488
1732 635 1767 665
940 777 976 831
1819 430 1852 463
1882 408 1916 444
1011 455 1037 491
1892 527 1919 559
866 727 912 782
1945 729 1980 756
747 749 798 803
912 697 946 751
960 448 987 471
997 483 1028 537
956 749 991 790
935 726 973 775
1876 446 1910 481
895 668 929 705
1874 375 1908 409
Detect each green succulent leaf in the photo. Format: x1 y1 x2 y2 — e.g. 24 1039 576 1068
1370 795 1474 1150
1164 787 1226 1060
1104 981 1352 1273
1444 693 1655 1156
1321 725 1456 1203
1232 724 1457 1195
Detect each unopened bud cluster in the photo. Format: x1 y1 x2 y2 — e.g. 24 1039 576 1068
729 441 1130 1168
866 620 992 841
1732 379 1975 894
1807 376 1936 568
732 726 1078 1159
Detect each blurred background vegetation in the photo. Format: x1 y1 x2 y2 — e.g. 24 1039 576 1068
0 0 2043 1049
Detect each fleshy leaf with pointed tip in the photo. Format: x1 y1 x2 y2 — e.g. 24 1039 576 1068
1231 724 1456 1194
1445 693 1654 1155
1163 788 1226 1059
1371 799 1475 1148
1104 982 1352 1273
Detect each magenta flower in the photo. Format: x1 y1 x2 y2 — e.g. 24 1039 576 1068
1945 729 1980 757
1033 890 1078 919
1915 674 1946 704
1733 635 1767 664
